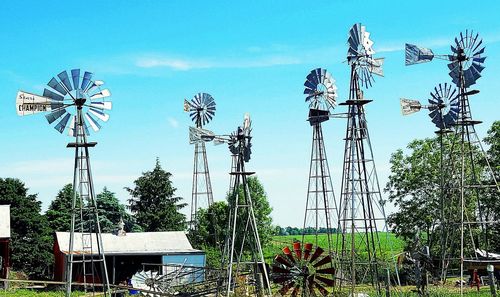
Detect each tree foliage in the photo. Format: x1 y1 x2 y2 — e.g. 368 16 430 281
482 121 500 249
189 201 228 268
189 176 273 267
238 176 273 245
45 184 74 233
385 121 500 256
126 159 187 232
384 138 441 247
0 178 52 278
46 184 140 233
96 187 141 233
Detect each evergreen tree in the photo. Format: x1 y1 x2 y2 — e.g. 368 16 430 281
0 178 52 278
126 159 187 231
46 185 140 233
96 187 141 233
45 184 74 232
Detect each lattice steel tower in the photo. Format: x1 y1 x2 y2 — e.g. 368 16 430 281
184 93 216 228
302 68 339 252
16 69 112 296
337 24 396 296
270 68 339 297
222 114 271 297
405 31 500 291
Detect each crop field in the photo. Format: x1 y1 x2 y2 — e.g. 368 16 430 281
264 232 405 261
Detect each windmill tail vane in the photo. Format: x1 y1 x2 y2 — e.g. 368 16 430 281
16 91 54 115
400 98 422 115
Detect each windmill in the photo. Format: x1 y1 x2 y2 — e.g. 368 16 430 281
16 69 112 296
337 23 399 296
184 93 216 229
216 114 271 297
405 30 500 290
271 68 338 297
400 83 460 287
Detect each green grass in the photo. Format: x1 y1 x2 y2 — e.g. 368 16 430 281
264 232 405 261
0 290 85 297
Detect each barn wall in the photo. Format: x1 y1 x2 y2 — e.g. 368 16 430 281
53 238 65 281
0 239 9 279
162 253 206 283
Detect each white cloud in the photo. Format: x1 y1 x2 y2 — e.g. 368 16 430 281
134 54 301 71
136 57 212 70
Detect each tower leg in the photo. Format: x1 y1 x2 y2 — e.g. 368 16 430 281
65 110 110 297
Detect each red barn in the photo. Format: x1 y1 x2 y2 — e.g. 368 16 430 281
0 205 10 281
53 231 204 285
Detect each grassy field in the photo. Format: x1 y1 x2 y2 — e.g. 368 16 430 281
264 232 405 261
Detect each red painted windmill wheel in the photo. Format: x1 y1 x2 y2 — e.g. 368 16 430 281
272 242 336 296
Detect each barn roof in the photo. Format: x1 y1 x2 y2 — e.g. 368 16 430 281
55 231 202 256
0 205 10 238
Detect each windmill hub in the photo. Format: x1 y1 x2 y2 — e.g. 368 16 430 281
457 48 466 62
75 98 87 107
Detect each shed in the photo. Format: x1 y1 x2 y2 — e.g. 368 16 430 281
0 205 10 280
54 231 205 284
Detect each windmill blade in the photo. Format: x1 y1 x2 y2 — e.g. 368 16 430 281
71 69 80 91
16 91 55 116
369 57 384 76
243 113 251 130
90 101 112 110
86 80 105 93
85 113 101 132
54 113 72 133
314 281 330 297
405 44 434 65
243 140 252 162
45 108 67 124
48 77 68 96
348 23 361 57
89 108 110 122
274 255 293 268
90 89 111 100
309 247 324 263
400 98 422 115
282 246 296 263
361 25 375 55
57 70 73 92
304 242 313 260
313 255 332 267
68 115 76 137
81 71 93 91
315 275 335 286
43 88 64 101
293 242 302 260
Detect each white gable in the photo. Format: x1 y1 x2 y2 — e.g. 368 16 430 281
0 205 10 238
55 231 201 255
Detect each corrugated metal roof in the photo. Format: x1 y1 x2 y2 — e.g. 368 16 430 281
0 205 10 238
55 231 202 255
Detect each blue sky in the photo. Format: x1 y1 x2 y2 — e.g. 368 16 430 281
0 1 499 227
